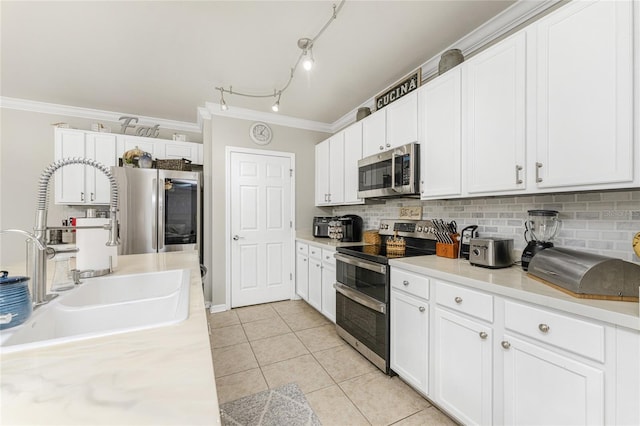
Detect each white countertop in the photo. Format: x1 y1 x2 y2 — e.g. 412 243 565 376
0 251 220 425
389 255 640 331
295 233 370 248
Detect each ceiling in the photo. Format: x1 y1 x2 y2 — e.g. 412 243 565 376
1 1 517 126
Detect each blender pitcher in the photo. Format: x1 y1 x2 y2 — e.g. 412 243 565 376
521 210 561 271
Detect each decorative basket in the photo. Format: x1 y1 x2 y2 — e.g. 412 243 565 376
386 234 406 256
156 158 192 171
363 230 381 245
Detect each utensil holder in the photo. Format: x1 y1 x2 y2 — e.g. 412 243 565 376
436 241 459 259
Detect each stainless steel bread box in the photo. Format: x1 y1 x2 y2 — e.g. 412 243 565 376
528 247 640 300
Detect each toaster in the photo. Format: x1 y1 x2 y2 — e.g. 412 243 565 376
468 237 513 269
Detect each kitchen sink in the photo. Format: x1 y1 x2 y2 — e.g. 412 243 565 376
0 269 191 353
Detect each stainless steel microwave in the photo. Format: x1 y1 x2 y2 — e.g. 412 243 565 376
357 142 420 199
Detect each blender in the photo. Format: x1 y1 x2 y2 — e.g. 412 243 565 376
521 209 561 271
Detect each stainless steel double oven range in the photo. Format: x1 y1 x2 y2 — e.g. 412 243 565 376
334 219 437 374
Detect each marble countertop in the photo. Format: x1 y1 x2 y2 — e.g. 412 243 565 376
390 255 640 331
0 251 220 425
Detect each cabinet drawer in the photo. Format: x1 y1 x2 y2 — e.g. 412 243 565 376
391 268 429 300
309 245 322 259
322 248 336 266
435 281 493 323
296 242 308 256
504 300 605 362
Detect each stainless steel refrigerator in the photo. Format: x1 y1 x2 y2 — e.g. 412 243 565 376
112 167 202 259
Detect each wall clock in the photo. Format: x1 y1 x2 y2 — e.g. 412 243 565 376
249 122 272 145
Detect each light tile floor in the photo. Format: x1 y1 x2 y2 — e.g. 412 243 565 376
208 300 458 426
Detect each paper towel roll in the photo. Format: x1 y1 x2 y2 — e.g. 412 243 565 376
75 218 118 271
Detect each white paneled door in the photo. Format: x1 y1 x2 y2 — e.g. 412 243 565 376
229 150 294 308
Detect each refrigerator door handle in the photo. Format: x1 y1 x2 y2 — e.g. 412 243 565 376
157 177 165 250
151 178 158 250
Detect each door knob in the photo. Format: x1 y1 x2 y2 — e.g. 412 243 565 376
232 235 242 241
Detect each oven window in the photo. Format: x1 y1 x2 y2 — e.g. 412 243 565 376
336 260 387 303
336 293 387 361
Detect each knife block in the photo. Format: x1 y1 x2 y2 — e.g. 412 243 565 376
436 241 459 259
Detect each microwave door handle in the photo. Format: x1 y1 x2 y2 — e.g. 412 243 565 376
390 150 397 192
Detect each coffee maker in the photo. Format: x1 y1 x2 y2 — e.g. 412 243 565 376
521 209 561 271
328 215 363 242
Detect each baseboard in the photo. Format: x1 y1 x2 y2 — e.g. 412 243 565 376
209 304 228 313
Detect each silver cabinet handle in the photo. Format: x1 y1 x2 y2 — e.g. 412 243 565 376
379 145 384 150
538 324 550 333
403 280 409 286
386 143 391 148
90 192 95 201
479 331 488 339
536 162 543 183
501 341 511 350
515 165 523 184
419 306 426 313
302 258 307 262
80 192 85 201
454 296 463 304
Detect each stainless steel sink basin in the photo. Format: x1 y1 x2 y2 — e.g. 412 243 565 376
0 269 190 353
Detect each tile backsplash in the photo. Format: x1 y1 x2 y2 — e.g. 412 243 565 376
333 189 640 262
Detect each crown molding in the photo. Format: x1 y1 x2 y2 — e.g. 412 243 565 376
204 101 332 134
0 97 201 134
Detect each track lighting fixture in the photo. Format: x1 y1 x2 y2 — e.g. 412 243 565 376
215 0 344 113
272 91 281 112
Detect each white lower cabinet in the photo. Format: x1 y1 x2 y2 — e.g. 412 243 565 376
295 242 309 300
390 289 429 395
320 248 336 322
433 302 493 425
389 265 638 426
295 241 336 323
501 334 604 425
307 246 322 311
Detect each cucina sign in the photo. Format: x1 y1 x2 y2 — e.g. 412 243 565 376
375 70 421 110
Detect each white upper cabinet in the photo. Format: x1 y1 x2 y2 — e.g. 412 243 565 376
419 68 462 199
54 128 117 205
362 92 419 158
361 110 386 158
462 31 527 196
342 122 364 205
315 127 363 207
530 0 635 190
386 91 419 150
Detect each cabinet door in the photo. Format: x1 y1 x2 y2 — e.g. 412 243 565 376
321 261 336 322
463 31 526 196
419 69 462 199
533 0 634 189
361 111 386 158
434 307 492 426
502 335 604 425
54 129 86 204
390 289 429 395
386 91 418 150
343 123 363 204
308 258 322 311
328 133 345 204
86 133 117 204
314 140 330 206
295 252 309 301
163 141 201 163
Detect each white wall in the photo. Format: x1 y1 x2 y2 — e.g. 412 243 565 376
207 115 330 307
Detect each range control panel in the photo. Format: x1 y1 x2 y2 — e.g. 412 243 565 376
378 219 436 240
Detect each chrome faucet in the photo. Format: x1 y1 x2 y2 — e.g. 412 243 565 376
27 157 120 306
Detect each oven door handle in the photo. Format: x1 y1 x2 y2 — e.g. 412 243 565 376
334 282 387 314
334 253 387 274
